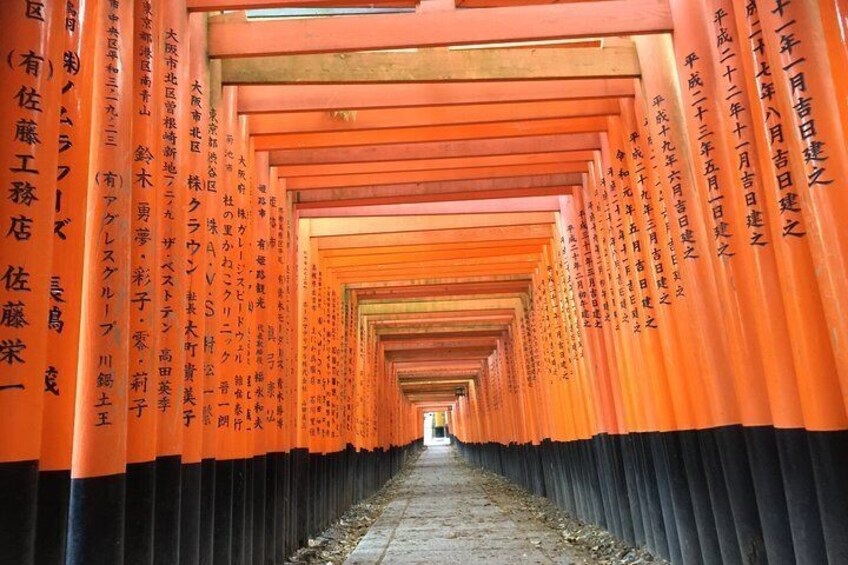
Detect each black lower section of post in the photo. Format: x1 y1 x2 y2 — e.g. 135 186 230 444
153 455 182 565
251 454 266 565
0 441 422 565
0 460 38 565
213 459 233 565
231 458 247 565
66 472 126 565
34 469 71 565
455 427 848 565
180 462 202 565
125 460 157 565
200 458 217 565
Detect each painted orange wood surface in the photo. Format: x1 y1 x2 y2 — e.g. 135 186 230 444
255 117 608 150
207 0 671 57
250 100 619 135
5 5 848 563
237 81 634 113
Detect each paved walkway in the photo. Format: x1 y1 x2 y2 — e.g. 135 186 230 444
345 445 572 564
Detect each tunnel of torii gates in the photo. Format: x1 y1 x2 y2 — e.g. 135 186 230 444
1 0 848 564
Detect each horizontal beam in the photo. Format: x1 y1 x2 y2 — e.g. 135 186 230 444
393 360 481 368
398 372 484 380
346 275 529 290
398 370 480 378
371 294 524 305
313 224 554 249
297 192 573 214
402 390 471 398
405 394 463 401
403 391 467 397
189 0 414 10
399 376 480 385
286 162 586 189
387 349 496 362
294 174 582 203
369 309 516 321
401 381 476 388
455 0 589 6
370 293 526 305
208 0 672 57
405 387 464 393
370 300 514 312
402 386 475 394
354 283 528 298
381 330 507 340
378 321 513 330
361 293 521 303
335 265 534 283
328 240 548 257
272 134 601 165
237 80 634 113
280 150 594 177
376 321 513 331
375 318 515 330
307 211 555 236
362 297 522 314
330 254 541 273
370 307 517 318
390 344 497 357
373 324 510 335
296 186 576 211
250 99 618 135
221 44 639 83
383 338 501 350
370 312 517 324
325 245 543 267
256 116 607 149
352 283 517 294
404 390 464 395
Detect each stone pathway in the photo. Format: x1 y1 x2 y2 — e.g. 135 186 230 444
345 445 581 564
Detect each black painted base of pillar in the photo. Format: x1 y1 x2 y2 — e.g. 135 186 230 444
1 440 423 565
455 427 848 565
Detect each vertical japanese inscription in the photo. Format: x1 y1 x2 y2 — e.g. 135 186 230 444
183 16 210 456
40 0 95 472
203 82 221 456
127 0 159 464
73 0 133 478
0 0 63 465
745 2 807 238
156 5 187 458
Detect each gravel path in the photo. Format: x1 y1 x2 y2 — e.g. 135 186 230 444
289 445 664 565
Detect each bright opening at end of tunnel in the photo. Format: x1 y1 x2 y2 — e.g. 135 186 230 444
2 1 848 565
423 411 451 446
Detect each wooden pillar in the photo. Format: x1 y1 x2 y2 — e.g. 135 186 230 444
66 0 133 563
0 2 65 562
752 1 848 561
151 2 189 562
34 1 97 563
213 83 239 565
200 31 223 565
124 0 162 562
